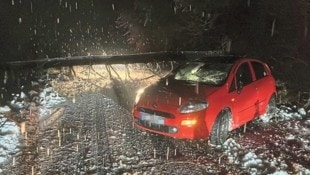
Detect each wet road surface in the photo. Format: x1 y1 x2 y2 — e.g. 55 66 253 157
3 93 310 174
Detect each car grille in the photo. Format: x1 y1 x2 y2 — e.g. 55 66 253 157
137 107 175 119
135 118 178 134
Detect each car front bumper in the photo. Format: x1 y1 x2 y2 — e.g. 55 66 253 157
133 109 209 140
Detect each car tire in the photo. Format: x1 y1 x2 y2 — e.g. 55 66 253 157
210 110 231 145
266 95 276 117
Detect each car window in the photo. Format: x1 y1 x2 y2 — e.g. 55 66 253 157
252 61 267 80
236 63 253 86
229 78 236 92
173 62 232 85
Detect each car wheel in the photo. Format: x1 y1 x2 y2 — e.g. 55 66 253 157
210 110 231 145
266 95 276 117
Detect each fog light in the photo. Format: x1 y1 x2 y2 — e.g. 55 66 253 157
181 119 197 126
169 127 178 133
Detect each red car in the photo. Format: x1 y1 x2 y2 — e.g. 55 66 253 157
132 56 276 145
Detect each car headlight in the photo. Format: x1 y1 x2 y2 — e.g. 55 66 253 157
135 88 145 104
179 99 208 114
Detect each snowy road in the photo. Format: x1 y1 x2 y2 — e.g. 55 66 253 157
3 92 310 174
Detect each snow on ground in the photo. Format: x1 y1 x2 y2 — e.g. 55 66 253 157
276 105 307 120
0 117 20 166
217 103 310 175
222 138 241 164
221 134 310 175
0 81 309 174
0 106 11 113
242 152 263 174
38 85 66 118
0 106 19 170
260 105 307 123
0 85 66 172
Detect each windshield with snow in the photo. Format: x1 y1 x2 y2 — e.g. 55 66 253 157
173 62 232 85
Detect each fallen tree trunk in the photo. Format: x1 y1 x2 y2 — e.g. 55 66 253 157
0 51 227 69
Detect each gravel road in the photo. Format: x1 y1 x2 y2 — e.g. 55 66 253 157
3 92 310 174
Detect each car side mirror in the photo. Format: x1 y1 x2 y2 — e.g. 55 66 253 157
237 81 243 94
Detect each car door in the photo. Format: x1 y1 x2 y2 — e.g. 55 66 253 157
250 61 275 115
229 62 258 126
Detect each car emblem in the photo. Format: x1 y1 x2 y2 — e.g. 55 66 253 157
152 102 158 108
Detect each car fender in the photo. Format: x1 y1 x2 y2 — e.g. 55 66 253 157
204 89 233 133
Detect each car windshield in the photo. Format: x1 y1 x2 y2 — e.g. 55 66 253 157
173 62 232 85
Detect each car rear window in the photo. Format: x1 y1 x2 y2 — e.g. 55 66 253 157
173 62 232 85
252 61 267 80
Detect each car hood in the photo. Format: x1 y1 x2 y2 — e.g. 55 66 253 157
139 79 219 108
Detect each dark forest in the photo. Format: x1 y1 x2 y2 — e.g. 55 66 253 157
0 0 309 91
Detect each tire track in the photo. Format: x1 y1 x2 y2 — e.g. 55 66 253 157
4 92 252 174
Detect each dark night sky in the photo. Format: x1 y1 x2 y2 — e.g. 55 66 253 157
0 0 310 67
0 0 132 61
0 0 309 101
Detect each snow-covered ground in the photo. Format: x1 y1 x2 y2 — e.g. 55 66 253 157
0 106 20 173
0 117 20 165
38 86 66 118
0 85 66 173
0 69 309 174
